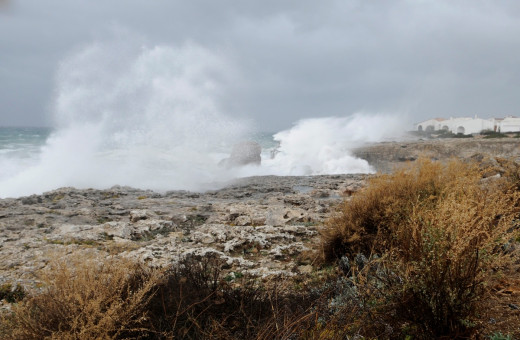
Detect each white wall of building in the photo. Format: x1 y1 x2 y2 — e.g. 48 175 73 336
499 117 520 132
416 119 444 132
415 116 505 134
442 117 495 134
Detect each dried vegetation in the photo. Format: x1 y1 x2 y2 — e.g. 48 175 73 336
321 158 520 338
1 255 335 339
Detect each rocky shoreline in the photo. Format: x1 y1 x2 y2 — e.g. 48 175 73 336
354 137 520 172
0 174 366 290
2 137 520 291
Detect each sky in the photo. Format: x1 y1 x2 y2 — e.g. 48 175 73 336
1 0 520 131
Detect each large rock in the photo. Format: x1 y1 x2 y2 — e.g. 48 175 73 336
220 141 261 168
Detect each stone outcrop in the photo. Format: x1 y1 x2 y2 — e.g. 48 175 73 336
5 137 519 293
0 174 366 290
220 141 262 167
354 138 520 173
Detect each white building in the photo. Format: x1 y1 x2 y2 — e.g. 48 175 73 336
416 118 445 132
499 117 520 132
415 116 520 134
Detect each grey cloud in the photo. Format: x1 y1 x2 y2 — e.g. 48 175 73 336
2 0 520 130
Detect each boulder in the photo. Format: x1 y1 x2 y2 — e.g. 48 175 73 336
220 141 261 168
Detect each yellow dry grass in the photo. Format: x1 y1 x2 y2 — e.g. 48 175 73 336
2 254 161 340
2 158 519 339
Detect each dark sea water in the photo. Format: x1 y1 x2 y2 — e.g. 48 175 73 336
0 127 51 157
0 127 52 182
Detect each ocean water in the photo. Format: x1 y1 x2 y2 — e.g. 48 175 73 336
0 41 406 198
0 127 52 180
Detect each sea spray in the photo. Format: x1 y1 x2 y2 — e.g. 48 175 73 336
0 41 251 197
238 113 406 177
0 39 407 198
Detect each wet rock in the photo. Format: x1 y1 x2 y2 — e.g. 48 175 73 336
219 141 262 168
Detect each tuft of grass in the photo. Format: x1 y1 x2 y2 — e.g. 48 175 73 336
1 255 161 340
51 193 65 202
96 216 113 224
45 237 100 247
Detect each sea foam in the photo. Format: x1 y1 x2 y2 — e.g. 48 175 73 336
265 113 404 176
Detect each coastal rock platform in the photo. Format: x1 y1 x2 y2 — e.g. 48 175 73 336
354 137 520 172
0 174 366 289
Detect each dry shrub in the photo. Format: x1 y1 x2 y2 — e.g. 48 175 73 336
321 158 478 260
2 254 161 340
1 254 335 339
4 158 519 339
138 255 326 339
321 158 520 338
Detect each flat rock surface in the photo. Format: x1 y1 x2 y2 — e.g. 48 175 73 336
0 174 366 288
354 137 520 172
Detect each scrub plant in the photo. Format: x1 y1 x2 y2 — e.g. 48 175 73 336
321 158 520 338
2 255 161 340
1 254 339 339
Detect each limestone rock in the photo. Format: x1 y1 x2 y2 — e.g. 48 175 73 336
220 141 261 168
0 174 365 289
130 210 149 223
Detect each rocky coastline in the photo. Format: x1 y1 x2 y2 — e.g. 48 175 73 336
0 174 366 291
2 137 520 292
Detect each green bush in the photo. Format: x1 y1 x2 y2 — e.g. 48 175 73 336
0 283 25 303
489 332 513 340
482 130 509 138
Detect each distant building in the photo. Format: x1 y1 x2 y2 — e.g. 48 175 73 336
416 118 445 132
415 116 520 134
499 117 520 132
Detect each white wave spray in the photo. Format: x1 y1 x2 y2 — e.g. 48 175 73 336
237 113 406 177
0 38 408 198
0 40 251 197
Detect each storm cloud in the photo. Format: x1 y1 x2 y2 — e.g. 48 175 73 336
1 0 520 130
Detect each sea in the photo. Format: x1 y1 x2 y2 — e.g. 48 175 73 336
0 127 52 185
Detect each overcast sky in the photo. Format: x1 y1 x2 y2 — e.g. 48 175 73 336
1 0 520 131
